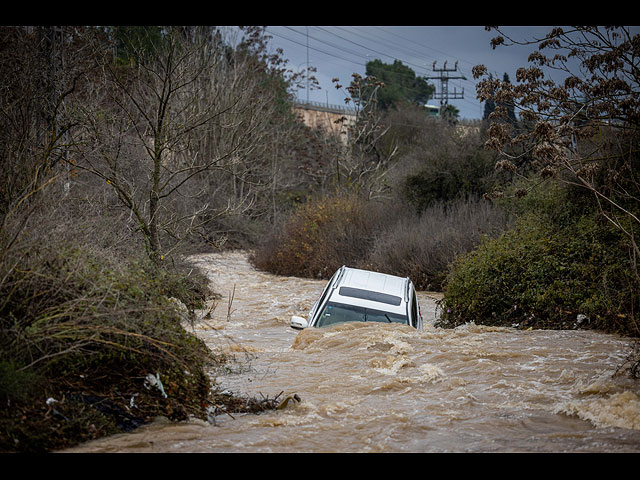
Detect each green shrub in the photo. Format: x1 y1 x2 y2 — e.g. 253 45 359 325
438 212 639 335
403 147 496 212
0 360 43 404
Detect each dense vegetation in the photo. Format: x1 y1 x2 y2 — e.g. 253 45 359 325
250 114 511 291
0 26 323 452
253 27 640 342
438 181 638 334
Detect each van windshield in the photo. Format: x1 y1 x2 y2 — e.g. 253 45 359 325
316 301 408 327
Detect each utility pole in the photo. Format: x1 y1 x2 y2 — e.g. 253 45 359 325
425 61 466 116
306 26 309 104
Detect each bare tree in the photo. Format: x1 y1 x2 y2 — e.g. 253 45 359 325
331 73 399 199
72 27 279 263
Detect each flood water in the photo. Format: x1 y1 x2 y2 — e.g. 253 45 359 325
63 251 640 452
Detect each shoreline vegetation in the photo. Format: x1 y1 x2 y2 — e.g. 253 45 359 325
2 26 639 452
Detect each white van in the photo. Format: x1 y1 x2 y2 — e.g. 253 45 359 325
290 266 423 330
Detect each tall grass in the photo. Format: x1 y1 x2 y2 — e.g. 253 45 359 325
250 193 511 290
365 196 511 290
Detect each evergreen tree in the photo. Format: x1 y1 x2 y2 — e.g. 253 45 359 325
111 26 164 65
483 73 517 125
355 59 435 110
482 73 496 120
500 73 517 124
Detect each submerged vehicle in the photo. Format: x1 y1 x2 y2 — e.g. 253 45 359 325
290 266 423 330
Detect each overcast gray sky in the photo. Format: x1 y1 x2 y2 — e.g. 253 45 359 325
219 26 638 120
256 26 558 120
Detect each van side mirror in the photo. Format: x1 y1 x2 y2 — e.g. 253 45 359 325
290 315 308 330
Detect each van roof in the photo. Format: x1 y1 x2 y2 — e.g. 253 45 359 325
339 267 407 297
328 267 409 314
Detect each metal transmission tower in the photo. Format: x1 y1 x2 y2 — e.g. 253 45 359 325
425 61 467 116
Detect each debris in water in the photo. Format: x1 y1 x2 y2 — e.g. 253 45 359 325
276 393 301 410
144 373 168 398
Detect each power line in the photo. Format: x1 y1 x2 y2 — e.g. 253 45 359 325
278 26 448 87
371 27 479 72
368 27 478 92
316 26 434 77
269 27 436 88
283 26 372 64
332 26 438 75
335 26 481 112
265 27 366 69
264 26 483 117
309 27 479 110
280 25 436 88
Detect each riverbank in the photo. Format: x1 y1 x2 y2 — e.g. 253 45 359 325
0 245 280 453
0 371 283 453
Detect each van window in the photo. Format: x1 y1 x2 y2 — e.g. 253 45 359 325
309 269 340 324
317 302 408 327
411 291 418 328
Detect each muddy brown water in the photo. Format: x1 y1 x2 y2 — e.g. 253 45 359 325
62 251 640 453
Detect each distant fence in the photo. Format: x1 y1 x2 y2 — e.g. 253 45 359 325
293 99 357 116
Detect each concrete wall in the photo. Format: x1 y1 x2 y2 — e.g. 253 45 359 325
293 105 356 143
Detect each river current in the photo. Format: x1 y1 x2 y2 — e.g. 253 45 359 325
63 251 640 452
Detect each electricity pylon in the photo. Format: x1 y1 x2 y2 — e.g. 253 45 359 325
425 61 466 116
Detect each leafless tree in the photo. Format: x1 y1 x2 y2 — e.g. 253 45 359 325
331 73 399 200
71 27 281 263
